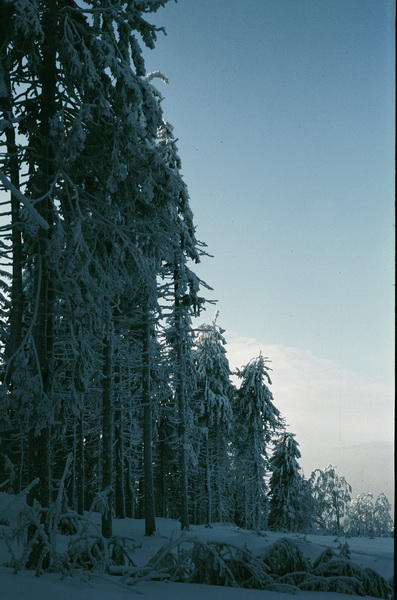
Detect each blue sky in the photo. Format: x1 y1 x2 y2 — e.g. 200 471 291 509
144 0 395 500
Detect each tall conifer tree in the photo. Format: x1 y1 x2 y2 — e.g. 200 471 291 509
194 314 235 524
233 353 283 531
268 432 304 532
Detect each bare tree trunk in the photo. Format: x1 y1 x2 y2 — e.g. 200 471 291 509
2 120 23 365
125 431 136 518
175 313 190 531
174 269 191 531
0 6 24 495
215 429 224 522
26 0 58 570
76 411 85 515
115 403 126 519
142 313 156 536
101 333 113 538
206 440 212 526
0 1 23 367
178 399 190 530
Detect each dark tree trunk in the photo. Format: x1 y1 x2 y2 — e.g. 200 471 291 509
206 441 212 526
125 432 136 518
101 334 113 538
26 0 58 571
0 5 24 495
115 407 126 519
0 0 23 368
142 313 156 536
76 411 85 515
1 114 23 367
174 271 190 531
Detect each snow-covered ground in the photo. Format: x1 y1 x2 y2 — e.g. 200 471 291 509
0 493 394 600
1 573 394 600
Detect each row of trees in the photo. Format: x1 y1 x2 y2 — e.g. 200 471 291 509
0 0 214 567
0 0 290 566
272 460 394 538
0 1 392 575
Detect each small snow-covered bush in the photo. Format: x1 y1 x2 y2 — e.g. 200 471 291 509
309 549 392 599
209 543 273 589
260 538 392 599
0 485 136 576
262 537 310 576
361 568 393 599
314 556 362 577
338 541 351 559
57 513 79 535
65 518 136 574
66 535 134 572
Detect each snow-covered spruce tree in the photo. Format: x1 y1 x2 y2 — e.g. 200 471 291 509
310 465 352 535
110 298 165 524
137 291 157 536
154 117 209 530
163 266 201 530
232 353 284 531
112 322 144 520
193 313 235 525
295 475 316 533
154 385 180 519
268 432 305 532
154 316 189 523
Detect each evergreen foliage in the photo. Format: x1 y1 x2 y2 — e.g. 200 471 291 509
232 353 284 531
0 0 207 553
193 313 235 525
268 432 305 532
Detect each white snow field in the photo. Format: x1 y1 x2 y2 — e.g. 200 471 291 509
0 493 394 600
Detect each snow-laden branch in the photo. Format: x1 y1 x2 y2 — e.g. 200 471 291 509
146 71 169 84
0 169 50 231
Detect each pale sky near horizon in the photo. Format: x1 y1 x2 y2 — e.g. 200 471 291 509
143 0 395 503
